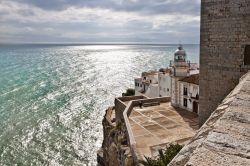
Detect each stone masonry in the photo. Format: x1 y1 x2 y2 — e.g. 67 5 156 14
199 0 250 125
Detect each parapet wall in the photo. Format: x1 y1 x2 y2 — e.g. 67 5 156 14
114 98 127 123
169 71 250 166
114 96 147 123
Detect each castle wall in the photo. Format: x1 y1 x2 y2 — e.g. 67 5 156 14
199 0 250 125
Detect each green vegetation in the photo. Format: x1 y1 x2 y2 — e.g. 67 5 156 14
122 88 135 96
139 144 183 166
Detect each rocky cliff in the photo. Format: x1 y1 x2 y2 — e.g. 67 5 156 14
97 107 134 166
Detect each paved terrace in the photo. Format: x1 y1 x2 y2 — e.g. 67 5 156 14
129 102 198 157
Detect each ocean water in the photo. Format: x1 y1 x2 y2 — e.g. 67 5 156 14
0 44 199 165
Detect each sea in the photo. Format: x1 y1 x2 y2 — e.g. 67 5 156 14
0 44 199 165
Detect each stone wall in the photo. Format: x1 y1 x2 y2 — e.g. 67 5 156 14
114 98 127 123
114 96 146 124
169 71 250 166
117 96 146 102
199 0 250 125
114 96 147 123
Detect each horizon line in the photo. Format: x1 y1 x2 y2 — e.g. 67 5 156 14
0 42 200 45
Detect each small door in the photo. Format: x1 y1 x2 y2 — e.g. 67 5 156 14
193 101 198 113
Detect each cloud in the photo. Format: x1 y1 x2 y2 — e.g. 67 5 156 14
14 0 200 15
0 0 200 43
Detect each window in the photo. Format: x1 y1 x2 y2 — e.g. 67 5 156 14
183 87 188 96
184 98 187 107
167 88 169 92
244 45 250 65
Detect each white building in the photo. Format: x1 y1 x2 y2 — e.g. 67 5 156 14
135 78 143 94
179 74 199 113
145 84 159 98
158 69 171 97
135 71 159 98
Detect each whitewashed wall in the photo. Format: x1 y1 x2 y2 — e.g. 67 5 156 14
159 73 171 97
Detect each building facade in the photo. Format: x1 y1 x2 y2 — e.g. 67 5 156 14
159 69 171 97
134 71 159 98
179 74 199 113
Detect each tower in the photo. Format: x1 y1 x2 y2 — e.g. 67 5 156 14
170 45 190 106
199 0 250 126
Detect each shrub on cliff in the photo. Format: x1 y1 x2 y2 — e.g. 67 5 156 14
139 144 183 166
122 88 135 96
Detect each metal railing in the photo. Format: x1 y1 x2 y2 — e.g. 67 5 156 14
170 60 190 67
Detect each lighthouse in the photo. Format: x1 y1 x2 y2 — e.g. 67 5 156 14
170 45 190 106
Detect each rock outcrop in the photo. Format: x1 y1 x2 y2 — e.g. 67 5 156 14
97 107 134 166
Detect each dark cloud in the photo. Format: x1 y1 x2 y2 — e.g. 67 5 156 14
16 0 200 15
15 0 116 10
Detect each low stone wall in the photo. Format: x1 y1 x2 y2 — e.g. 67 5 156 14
117 96 147 102
169 71 250 166
114 98 127 123
115 96 148 123
126 97 170 116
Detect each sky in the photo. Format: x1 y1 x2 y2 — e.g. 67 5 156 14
0 0 201 44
